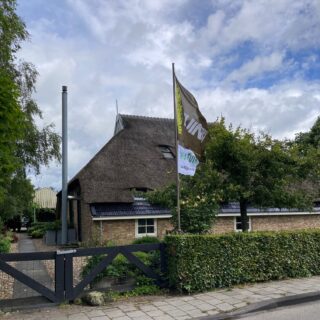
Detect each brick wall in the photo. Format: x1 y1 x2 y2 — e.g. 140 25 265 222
210 215 320 234
211 217 235 234
98 218 173 245
252 215 320 231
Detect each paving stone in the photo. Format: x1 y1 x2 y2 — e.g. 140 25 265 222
196 303 215 312
177 303 197 311
85 310 106 318
233 302 248 308
152 301 168 306
118 304 137 312
181 296 195 302
139 305 158 312
91 316 111 320
207 310 220 316
165 309 187 317
132 316 153 320
68 313 90 320
126 310 146 318
158 305 178 312
105 310 125 319
153 315 175 320
112 317 131 320
145 309 165 317
186 309 205 317
174 316 190 320
215 303 235 312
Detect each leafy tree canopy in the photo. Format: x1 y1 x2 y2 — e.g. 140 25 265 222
0 0 61 220
148 118 319 233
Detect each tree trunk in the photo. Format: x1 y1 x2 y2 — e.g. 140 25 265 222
240 198 249 232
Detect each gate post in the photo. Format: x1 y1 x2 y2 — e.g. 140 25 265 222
55 254 65 302
64 254 74 301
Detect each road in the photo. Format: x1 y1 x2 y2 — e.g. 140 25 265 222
238 300 320 320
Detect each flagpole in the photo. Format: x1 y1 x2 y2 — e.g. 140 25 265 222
172 63 181 232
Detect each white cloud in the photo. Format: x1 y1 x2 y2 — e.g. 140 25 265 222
16 0 320 189
225 52 284 85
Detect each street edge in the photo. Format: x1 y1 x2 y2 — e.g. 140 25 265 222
199 290 320 320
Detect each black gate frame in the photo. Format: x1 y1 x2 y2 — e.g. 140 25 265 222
0 243 166 303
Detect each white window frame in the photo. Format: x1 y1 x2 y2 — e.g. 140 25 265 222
234 217 251 232
135 218 157 238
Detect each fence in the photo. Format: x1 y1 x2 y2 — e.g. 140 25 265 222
0 243 166 305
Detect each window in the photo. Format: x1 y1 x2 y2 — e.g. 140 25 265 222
159 145 174 159
234 217 251 232
135 219 157 237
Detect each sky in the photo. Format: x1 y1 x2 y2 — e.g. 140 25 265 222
16 0 320 191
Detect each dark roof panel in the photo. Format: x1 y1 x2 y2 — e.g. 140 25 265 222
220 202 320 214
91 200 171 217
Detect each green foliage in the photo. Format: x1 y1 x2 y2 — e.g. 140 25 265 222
131 236 160 244
81 248 160 285
296 117 320 148
27 221 60 238
35 208 56 222
0 236 11 253
149 118 319 233
166 231 320 293
147 178 218 234
0 0 61 221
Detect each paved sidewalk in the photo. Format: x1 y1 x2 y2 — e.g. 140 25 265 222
12 233 53 299
2 276 320 320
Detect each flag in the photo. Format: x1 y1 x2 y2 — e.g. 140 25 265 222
175 75 208 176
177 144 199 176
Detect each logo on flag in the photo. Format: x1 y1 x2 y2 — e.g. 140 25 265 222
175 76 208 157
174 75 208 176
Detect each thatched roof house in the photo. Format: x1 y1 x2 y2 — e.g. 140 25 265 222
62 114 320 244
65 114 176 243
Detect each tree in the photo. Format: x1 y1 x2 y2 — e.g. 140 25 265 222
205 119 317 231
295 117 320 148
148 118 319 233
0 0 61 221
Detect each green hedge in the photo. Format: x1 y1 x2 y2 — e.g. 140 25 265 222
165 230 320 293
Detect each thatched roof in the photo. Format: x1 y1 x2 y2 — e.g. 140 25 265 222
69 114 176 203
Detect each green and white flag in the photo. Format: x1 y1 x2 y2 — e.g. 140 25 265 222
178 144 199 176
175 75 208 176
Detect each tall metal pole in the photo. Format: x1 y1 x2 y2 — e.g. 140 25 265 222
172 63 181 232
61 86 68 245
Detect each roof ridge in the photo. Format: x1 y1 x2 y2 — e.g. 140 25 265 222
119 114 173 122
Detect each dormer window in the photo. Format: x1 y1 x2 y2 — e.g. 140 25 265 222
159 145 174 159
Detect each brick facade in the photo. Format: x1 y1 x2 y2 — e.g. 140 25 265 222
211 217 235 234
211 215 320 234
251 215 320 231
94 218 173 245
80 212 320 244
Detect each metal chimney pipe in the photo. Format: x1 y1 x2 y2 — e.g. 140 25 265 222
61 85 68 245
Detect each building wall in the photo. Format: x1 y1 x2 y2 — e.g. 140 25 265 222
251 215 320 231
81 202 94 242
211 217 235 234
98 218 173 245
211 215 320 234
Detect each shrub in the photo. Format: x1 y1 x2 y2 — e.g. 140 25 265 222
28 221 60 238
81 251 159 284
165 230 320 293
132 236 160 245
0 237 11 253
